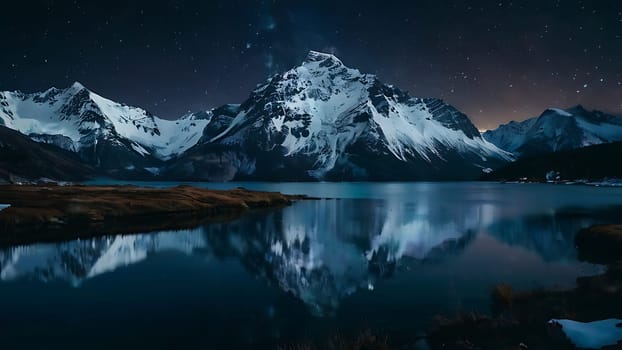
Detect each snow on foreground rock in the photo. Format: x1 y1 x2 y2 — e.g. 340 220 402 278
549 318 622 349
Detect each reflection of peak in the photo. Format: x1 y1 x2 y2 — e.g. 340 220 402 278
86 236 149 278
366 200 481 261
0 229 207 285
202 199 480 316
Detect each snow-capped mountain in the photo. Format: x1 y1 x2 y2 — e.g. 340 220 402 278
167 51 512 181
483 105 622 157
0 82 209 172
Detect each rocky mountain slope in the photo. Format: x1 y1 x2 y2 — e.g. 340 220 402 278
0 125 93 183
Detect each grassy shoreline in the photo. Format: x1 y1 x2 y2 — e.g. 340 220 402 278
0 184 306 247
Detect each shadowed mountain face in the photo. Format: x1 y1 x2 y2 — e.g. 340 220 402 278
1 197 611 316
0 125 93 183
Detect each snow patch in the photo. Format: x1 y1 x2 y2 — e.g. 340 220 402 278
143 167 161 175
550 319 622 349
130 142 150 157
547 108 573 117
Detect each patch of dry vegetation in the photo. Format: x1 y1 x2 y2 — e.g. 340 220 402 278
575 224 622 264
0 184 305 246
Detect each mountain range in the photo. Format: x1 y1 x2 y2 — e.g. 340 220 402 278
1 51 621 182
0 81 209 179
481 106 622 181
483 105 622 157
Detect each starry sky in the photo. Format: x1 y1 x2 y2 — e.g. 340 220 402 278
2 0 621 130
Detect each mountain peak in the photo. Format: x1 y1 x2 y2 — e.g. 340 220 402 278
69 81 87 91
567 104 588 114
303 50 344 66
542 107 572 117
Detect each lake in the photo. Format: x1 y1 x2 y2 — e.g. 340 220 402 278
1 182 621 349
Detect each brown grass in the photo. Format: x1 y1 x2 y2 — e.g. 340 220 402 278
492 283 514 307
0 184 306 246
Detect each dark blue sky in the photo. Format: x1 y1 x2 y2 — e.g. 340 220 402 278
2 0 621 129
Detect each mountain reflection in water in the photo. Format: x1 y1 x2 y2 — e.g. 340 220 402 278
0 198 609 316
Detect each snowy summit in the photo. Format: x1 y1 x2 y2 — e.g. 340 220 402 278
169 50 512 181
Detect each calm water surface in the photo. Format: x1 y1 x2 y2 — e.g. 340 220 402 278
1 182 621 349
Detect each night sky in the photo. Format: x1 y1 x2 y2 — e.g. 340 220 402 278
2 0 621 130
